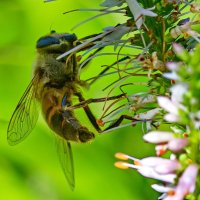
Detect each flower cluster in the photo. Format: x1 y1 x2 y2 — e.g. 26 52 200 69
115 43 200 199
108 0 200 199
115 129 198 199
115 153 198 199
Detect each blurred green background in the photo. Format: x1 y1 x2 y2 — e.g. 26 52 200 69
0 0 158 199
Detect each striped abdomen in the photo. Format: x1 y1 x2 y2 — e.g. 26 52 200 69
41 87 95 143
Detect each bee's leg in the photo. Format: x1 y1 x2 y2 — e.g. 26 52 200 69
75 92 102 133
74 93 138 134
66 93 126 110
102 115 139 132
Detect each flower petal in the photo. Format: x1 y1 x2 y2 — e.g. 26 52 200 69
138 166 176 183
164 113 180 122
143 131 174 143
151 184 174 193
157 96 178 115
125 0 157 28
168 138 188 152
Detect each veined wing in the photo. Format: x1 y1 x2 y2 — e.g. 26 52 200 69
56 136 75 190
7 74 40 145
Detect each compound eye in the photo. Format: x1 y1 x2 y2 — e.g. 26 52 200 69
62 34 77 42
178 18 190 26
36 36 60 48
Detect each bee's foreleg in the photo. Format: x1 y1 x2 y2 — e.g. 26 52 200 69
64 93 126 110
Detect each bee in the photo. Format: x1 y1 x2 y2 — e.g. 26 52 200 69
7 30 129 190
7 31 98 190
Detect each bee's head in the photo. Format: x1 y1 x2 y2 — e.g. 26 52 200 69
36 30 78 53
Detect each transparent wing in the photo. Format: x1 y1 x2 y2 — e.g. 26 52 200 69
56 136 75 190
7 75 40 145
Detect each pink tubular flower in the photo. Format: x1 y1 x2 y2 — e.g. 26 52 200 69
138 157 181 175
151 184 175 199
148 164 198 200
143 131 174 143
143 131 188 155
167 138 188 152
114 153 179 183
115 152 198 200
157 96 180 121
162 164 198 200
172 43 186 55
138 166 176 183
158 66 188 123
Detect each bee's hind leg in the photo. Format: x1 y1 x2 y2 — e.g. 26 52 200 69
74 92 102 133
100 115 141 134
73 92 129 134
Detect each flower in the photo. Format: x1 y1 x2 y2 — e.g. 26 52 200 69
115 153 179 183
155 164 199 200
115 152 198 200
143 131 189 155
143 131 174 143
167 138 188 153
169 164 198 200
125 0 157 28
157 96 180 122
157 82 188 123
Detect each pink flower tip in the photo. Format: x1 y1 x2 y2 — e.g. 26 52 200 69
166 62 179 71
143 131 174 144
172 43 185 55
168 138 189 152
